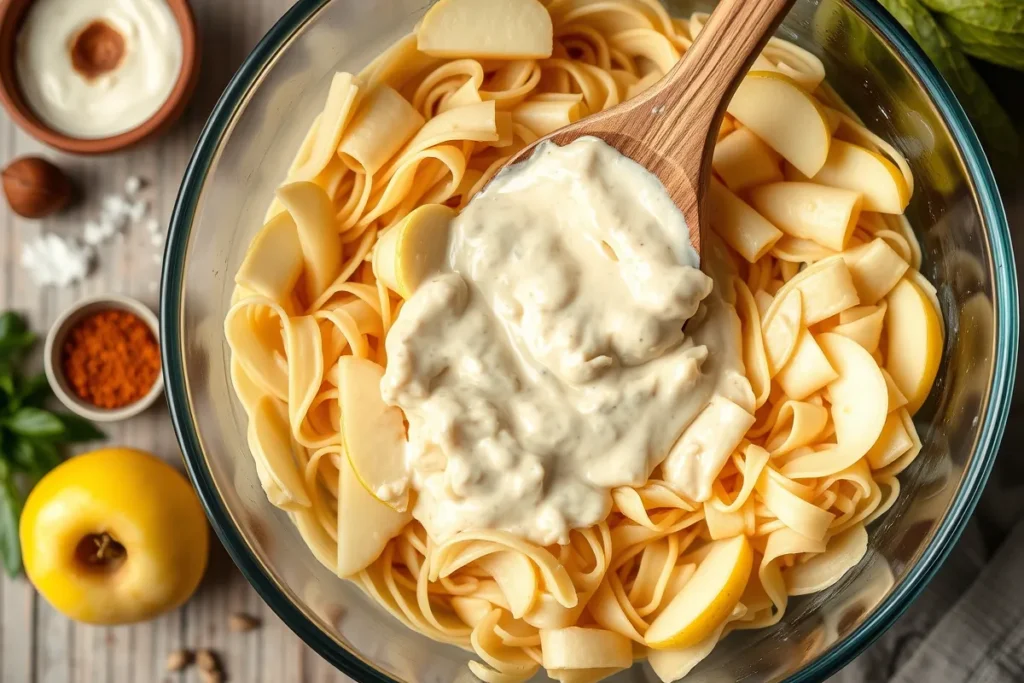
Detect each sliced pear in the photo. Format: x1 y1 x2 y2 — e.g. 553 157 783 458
338 356 410 510
885 278 943 415
726 71 832 177
372 204 455 298
811 140 910 214
235 212 304 307
417 0 553 59
337 447 411 577
645 535 752 650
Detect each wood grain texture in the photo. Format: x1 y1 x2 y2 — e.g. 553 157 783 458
0 1 352 681
507 0 795 256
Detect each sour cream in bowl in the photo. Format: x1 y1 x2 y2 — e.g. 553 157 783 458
0 0 198 153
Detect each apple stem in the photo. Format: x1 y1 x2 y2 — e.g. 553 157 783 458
76 532 127 572
94 533 124 561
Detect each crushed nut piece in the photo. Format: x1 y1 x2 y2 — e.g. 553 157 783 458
196 649 219 673
199 668 224 683
228 612 261 633
165 649 192 672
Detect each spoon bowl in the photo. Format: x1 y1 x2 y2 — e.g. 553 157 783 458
503 0 797 257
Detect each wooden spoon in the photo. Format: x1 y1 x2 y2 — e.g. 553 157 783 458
503 0 797 257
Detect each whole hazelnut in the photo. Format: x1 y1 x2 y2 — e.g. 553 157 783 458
2 156 73 219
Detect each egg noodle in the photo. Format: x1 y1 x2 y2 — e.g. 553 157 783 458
226 1 941 681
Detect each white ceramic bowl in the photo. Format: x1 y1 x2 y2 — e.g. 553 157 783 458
44 294 164 422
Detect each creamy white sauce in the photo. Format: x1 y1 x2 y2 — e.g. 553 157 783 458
16 0 182 139
382 138 752 546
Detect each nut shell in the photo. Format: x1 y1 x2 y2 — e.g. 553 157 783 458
2 156 73 218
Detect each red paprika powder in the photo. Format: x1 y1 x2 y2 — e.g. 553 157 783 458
62 309 160 409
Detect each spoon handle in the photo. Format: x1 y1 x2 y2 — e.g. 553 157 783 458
639 0 797 247
661 0 798 134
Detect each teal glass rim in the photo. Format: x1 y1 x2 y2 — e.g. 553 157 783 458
160 1 1018 681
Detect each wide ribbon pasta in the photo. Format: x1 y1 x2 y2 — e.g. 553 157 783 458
225 2 938 681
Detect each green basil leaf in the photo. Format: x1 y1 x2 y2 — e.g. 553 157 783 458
0 312 27 343
11 438 39 473
53 413 105 443
919 0 1024 33
0 374 13 399
0 331 35 359
877 0 1021 159
4 408 65 438
16 373 52 409
22 439 61 475
0 463 22 577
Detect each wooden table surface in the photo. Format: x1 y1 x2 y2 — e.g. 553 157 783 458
1 2 1021 682
0 1 354 681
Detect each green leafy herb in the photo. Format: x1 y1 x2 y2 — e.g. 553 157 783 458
0 461 21 577
938 13 1024 69
0 313 35 357
0 311 105 576
14 373 51 410
5 408 65 438
53 413 106 443
918 0 1024 33
877 0 1021 159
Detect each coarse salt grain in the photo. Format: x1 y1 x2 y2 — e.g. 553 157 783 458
20 176 159 288
21 234 93 287
129 200 148 222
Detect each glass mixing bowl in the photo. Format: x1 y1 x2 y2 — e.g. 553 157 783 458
161 0 1018 680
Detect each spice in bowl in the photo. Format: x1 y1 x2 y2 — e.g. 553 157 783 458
62 309 161 410
14 0 183 139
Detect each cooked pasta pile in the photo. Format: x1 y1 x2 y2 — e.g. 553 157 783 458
226 1 942 681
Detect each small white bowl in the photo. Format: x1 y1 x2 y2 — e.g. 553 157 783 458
44 295 164 422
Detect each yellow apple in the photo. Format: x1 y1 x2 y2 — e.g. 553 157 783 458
885 278 943 415
372 204 455 298
417 0 553 59
20 448 209 625
645 535 752 649
726 71 832 177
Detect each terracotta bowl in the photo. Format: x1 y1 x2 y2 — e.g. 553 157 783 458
0 0 199 155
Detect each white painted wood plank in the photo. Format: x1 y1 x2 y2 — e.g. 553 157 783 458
0 1 364 680
0 576 35 683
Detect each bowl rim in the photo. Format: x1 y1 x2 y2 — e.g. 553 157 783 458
0 0 201 155
160 1 1019 681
